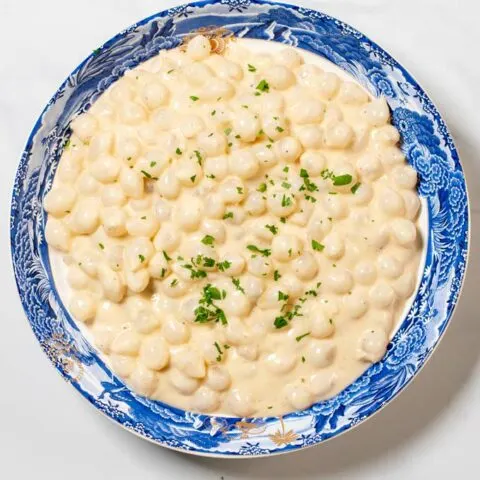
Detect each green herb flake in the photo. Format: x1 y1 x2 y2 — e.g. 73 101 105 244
247 245 271 257
295 332 311 342
224 127 232 136
247 64 257 72
236 187 243 194
312 240 325 252
351 182 361 194
138 254 145 263
257 183 267 193
274 270 281 281
232 278 245 294
274 317 289 329
193 150 203 166
333 174 353 186
256 79 270 93
217 260 232 272
278 291 289 302
141 170 152 179
211 110 216 116
190 95 199 102
190 175 196 183
283 166 289 173
280 217 286 224
175 147 182 155
170 279 178 287
162 250 172 262
281 181 291 189
301 356 306 363
223 212 234 220
265 224 278 235
281 194 292 208
194 284 228 326
275 126 284 133
201 235 215 246
98 243 105 250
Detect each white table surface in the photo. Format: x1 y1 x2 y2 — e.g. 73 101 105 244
1 0 479 478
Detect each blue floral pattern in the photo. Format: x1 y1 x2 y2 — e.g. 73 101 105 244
10 0 469 457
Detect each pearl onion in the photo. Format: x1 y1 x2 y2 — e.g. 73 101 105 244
242 275 265 300
141 81 169 109
380 187 405 216
308 215 332 241
186 35 211 60
316 72 340 99
265 350 297 374
229 150 259 179
288 98 325 125
67 265 89 290
244 192 266 216
297 125 323 149
391 165 418 190
272 234 303 262
323 195 348 220
57 155 81 183
125 215 159 238
357 153 383 181
148 252 170 279
125 269 150 293
124 238 154 272
205 365 231 392
71 113 97 142
102 184 126 207
390 219 417 246
219 178 246 204
262 115 287 140
179 114 205 138
267 190 297 217
129 365 157 396
220 252 245 276
201 218 226 243
377 254 404 279
373 125 400 145
300 151 325 176
183 62 214 85
380 147 405 169
119 167 144 199
324 122 354 149
232 110 260 142
259 285 288 309
227 389 255 417
326 270 354 294
253 143 278 168
338 81 369 104
247 255 273 277
275 136 302 163
369 283 396 308
265 65 295 90
176 159 203 187
139 334 169 370
352 183 374 205
292 253 318 280
363 97 390 127
169 369 199 395
119 101 147 125
205 193 226 219
71 199 100 234
393 271 416 299
44 187 76 218
323 233 345 260
111 329 141 356
192 387 220 413
307 341 336 368
358 328 388 362
204 155 229 181
197 132 227 156
223 290 252 317
284 384 313 410
110 355 136 379
163 318 190 345
279 274 304 298
310 312 335 339
97 264 126 303
344 292 368 319
172 348 206 379
69 291 97 323
403 191 421 220
175 197 203 231
276 47 303 68
309 372 335 397
153 224 181 252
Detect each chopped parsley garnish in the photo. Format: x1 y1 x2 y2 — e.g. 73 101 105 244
224 127 232 136
190 175 196 183
175 147 182 155
98 243 105 250
182 262 208 280
247 245 271 257
194 284 228 325
305 289 317 297
257 183 267 193
265 224 278 235
138 254 145 263
162 250 172 262
141 170 153 179
274 270 281 281
170 279 178 287
333 174 353 186
214 341 224 362
276 126 284 133
167 69 174 74
247 64 257 72
301 356 306 363
194 150 203 165
295 332 311 342
232 278 245 294
281 181 291 189
281 194 292 207
223 212 234 220
201 235 215 246
311 240 325 252
217 260 232 272
278 291 289 302
190 95 199 102
206 174 216 179
280 217 286 224
211 110 216 116
64 138 71 149
274 317 289 329
273 303 303 329
299 168 319 193
351 182 361 194
236 186 243 194
150 161 157 168
256 79 270 92
283 166 289 173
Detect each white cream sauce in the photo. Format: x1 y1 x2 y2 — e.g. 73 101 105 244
46 37 424 416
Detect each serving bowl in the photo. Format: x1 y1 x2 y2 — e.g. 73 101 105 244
10 0 469 457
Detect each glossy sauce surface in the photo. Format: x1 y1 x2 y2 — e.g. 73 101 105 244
45 37 422 416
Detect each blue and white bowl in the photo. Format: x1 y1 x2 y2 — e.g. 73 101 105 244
10 0 469 457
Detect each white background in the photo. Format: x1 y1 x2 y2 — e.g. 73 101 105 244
1 1 479 478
